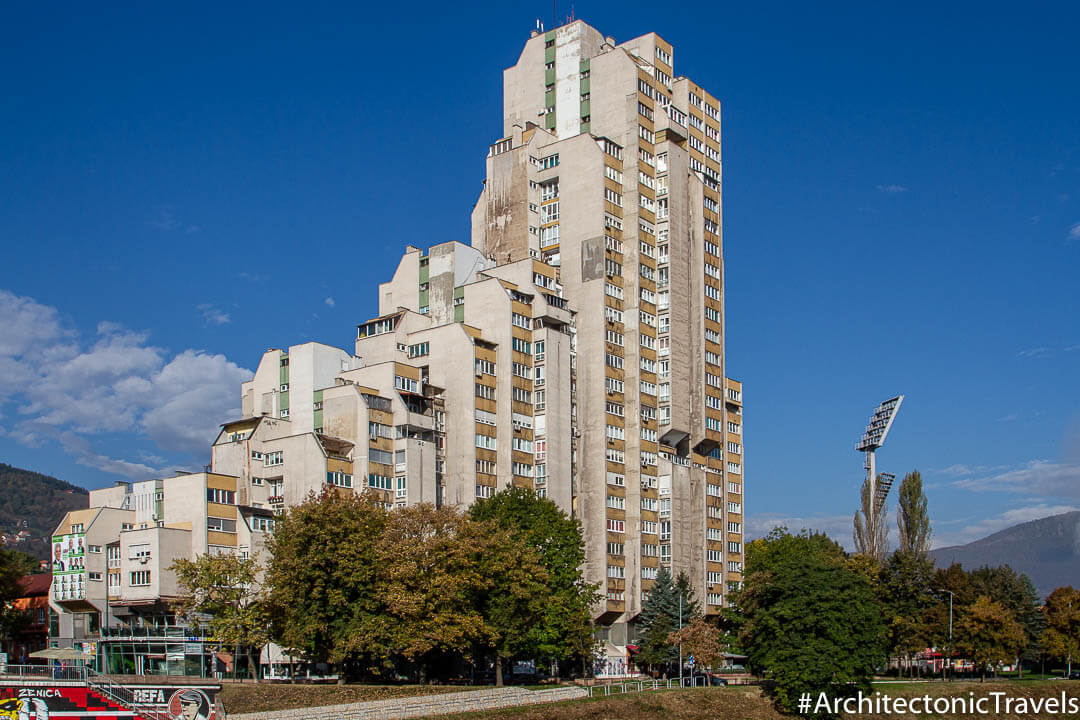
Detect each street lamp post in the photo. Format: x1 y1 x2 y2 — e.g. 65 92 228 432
678 594 683 686
935 589 954 681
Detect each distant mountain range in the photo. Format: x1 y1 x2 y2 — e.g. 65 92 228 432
931 511 1080 599
0 463 89 561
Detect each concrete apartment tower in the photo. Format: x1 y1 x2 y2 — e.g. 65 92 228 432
471 21 744 653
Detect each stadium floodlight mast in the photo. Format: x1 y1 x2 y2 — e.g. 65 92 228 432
855 395 904 512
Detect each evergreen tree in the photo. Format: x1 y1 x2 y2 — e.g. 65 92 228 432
636 567 699 671
896 470 931 555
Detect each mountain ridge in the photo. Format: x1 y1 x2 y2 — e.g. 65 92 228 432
0 462 90 561
930 510 1080 599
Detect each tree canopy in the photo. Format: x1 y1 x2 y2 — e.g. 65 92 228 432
737 528 886 715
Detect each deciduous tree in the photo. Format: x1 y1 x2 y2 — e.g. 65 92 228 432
954 595 1026 681
468 488 598 681
896 470 931 555
667 618 726 671
264 488 387 670
172 552 269 682
737 528 886 716
853 474 889 563
1044 586 1080 676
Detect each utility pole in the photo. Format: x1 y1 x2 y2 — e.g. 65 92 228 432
678 594 683 686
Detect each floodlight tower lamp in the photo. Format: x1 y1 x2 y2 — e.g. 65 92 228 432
855 395 904 509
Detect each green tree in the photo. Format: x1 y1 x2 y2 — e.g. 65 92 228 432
853 474 888 563
0 548 37 642
737 528 886 716
1044 586 1080 676
468 488 598 680
264 488 387 671
879 550 939 676
368 503 491 681
636 567 700 672
171 552 269 682
967 564 1042 674
954 595 1026 681
895 470 930 555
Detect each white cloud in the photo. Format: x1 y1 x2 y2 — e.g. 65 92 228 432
0 289 251 478
952 460 1080 499
324 296 336 308
876 184 909 194
198 304 231 326
1067 222 1080 244
1018 346 1052 358
932 503 1080 548
745 512 855 550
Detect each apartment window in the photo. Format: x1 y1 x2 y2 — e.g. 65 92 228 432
605 424 625 441
534 389 546 411
475 382 496 400
512 337 532 354
540 179 559 201
607 542 625 556
708 549 723 562
606 519 625 533
639 125 655 143
728 521 742 533
207 488 236 505
642 520 657 534
640 310 656 328
605 353 624 369
607 472 625 487
607 495 625 510
207 517 237 533
539 153 559 169
729 541 742 554
512 462 534 477
129 571 151 587
605 166 623 184
606 448 624 463
407 342 430 358
476 459 496 475
605 306 623 324
707 483 723 498
604 188 623 207
512 386 532 403
728 502 742 514
728 462 742 475
707 528 722 541
540 202 560 223
607 565 625 579
641 497 658 511
539 224 560 247
476 484 494 499
605 377 624 393
604 282 623 300
326 471 353 488
642 543 658 557
475 433 497 450
602 139 623 159
605 259 622 277
604 213 623 231
605 329 624 346
606 401 624 417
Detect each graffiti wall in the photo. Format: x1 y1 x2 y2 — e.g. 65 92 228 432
0 685 219 720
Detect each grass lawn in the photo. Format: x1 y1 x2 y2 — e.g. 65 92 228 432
219 682 486 714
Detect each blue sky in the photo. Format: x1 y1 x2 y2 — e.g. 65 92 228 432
1 1 1078 549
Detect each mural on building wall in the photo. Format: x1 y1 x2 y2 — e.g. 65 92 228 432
0 686 218 720
51 533 86 601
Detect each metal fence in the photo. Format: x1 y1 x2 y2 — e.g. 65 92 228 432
0 664 87 682
84 668 173 720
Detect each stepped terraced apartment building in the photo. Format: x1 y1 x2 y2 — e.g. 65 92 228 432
50 20 744 677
